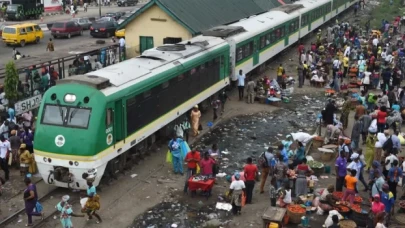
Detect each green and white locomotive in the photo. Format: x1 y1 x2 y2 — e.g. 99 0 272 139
34 0 357 189
34 36 230 189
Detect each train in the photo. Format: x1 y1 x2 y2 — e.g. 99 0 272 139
34 0 358 189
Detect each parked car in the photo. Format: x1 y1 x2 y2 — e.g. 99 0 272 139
105 12 121 20
117 15 129 24
51 21 83 39
0 24 5 37
2 23 44 46
117 0 138 7
115 29 125 38
90 20 118 38
96 17 115 23
70 18 92 30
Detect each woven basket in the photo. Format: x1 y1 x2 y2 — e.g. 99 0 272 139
339 220 357 228
286 208 305 224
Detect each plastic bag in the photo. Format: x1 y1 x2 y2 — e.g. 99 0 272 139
196 164 200 174
241 192 246 207
166 150 172 164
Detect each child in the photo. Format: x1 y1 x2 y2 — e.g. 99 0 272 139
269 177 277 207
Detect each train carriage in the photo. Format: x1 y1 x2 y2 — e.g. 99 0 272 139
34 36 230 189
34 0 358 189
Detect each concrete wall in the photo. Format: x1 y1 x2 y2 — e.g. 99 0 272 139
125 4 193 57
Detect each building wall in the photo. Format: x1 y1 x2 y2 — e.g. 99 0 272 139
125 5 193 57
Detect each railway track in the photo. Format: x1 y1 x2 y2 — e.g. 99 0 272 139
0 186 78 228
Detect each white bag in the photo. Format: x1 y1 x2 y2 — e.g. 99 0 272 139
324 210 343 227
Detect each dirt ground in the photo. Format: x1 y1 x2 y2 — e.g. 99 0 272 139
2 2 404 228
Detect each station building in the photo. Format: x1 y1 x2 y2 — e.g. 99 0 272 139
118 0 283 57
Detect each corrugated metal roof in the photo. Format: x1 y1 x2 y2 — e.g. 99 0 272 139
118 0 282 34
253 0 284 10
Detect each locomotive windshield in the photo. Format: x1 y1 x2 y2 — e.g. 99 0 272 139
41 104 91 129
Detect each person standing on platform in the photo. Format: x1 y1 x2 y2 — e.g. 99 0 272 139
237 70 246 101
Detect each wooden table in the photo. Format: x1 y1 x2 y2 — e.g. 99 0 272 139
262 206 286 228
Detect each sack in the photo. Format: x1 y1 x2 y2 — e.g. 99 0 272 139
34 202 43 213
383 136 393 152
241 191 246 207
258 152 269 168
165 150 172 164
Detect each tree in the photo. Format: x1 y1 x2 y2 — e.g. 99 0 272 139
4 60 19 103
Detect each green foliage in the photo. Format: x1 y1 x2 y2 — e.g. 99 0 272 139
368 1 403 28
4 61 19 103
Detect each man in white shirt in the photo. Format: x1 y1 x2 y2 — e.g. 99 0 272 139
385 152 398 177
332 58 341 77
237 70 246 101
0 135 11 181
344 45 351 57
372 37 379 46
119 37 126 59
0 120 9 139
385 53 393 63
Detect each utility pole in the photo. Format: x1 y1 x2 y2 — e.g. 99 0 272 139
99 0 101 18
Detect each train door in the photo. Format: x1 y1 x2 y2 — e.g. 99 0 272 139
114 100 125 143
253 39 259 66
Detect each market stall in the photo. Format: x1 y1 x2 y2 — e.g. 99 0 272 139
187 175 215 198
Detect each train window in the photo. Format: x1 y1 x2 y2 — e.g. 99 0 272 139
127 97 136 106
260 36 265 49
143 90 151 98
270 32 276 43
214 57 220 63
208 59 213 66
178 74 185 80
243 43 251 58
280 27 285 37
66 108 91 128
200 63 205 70
190 68 196 75
41 105 68 126
106 108 113 126
275 29 281 39
161 81 169 89
266 34 271 45
236 47 243 61
289 23 294 33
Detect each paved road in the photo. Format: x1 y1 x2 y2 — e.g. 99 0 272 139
2 5 144 25
0 4 144 64
0 29 110 64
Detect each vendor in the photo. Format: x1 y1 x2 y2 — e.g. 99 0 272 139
269 86 277 97
290 132 317 147
292 142 305 166
324 124 342 144
295 158 313 197
318 185 339 212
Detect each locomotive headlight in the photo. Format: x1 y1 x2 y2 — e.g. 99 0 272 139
74 161 79 166
64 94 76 103
43 157 47 162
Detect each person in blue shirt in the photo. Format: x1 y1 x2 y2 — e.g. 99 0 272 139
292 142 305 167
381 183 395 226
387 159 403 199
168 135 184 175
391 101 400 112
278 144 289 164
